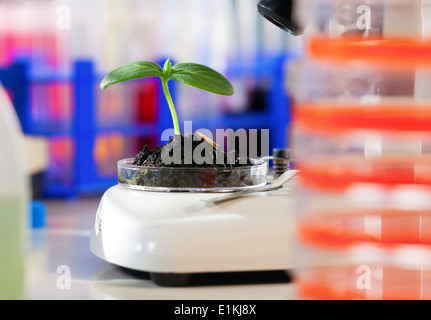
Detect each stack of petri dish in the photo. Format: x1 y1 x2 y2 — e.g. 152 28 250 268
289 0 431 299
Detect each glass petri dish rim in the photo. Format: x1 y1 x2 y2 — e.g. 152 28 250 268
117 158 269 193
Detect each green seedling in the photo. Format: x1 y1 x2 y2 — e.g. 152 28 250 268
100 59 235 135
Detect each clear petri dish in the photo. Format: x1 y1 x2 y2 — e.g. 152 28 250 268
117 158 268 193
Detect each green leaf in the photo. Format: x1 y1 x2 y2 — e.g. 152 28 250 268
100 61 163 90
169 63 234 96
163 58 172 75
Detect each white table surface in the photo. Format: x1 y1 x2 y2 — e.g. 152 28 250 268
25 196 297 300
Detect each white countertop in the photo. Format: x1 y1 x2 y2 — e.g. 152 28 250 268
25 196 297 300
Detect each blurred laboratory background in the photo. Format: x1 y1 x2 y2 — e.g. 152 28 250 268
0 0 300 199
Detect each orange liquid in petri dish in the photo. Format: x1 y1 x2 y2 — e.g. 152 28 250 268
293 102 431 133
296 265 431 300
297 210 431 299
299 209 431 249
307 37 431 67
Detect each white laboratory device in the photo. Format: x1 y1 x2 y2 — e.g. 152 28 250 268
90 163 297 286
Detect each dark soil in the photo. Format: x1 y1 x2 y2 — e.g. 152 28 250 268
120 135 260 190
133 134 252 168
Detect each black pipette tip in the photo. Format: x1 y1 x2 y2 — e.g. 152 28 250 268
257 0 303 36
